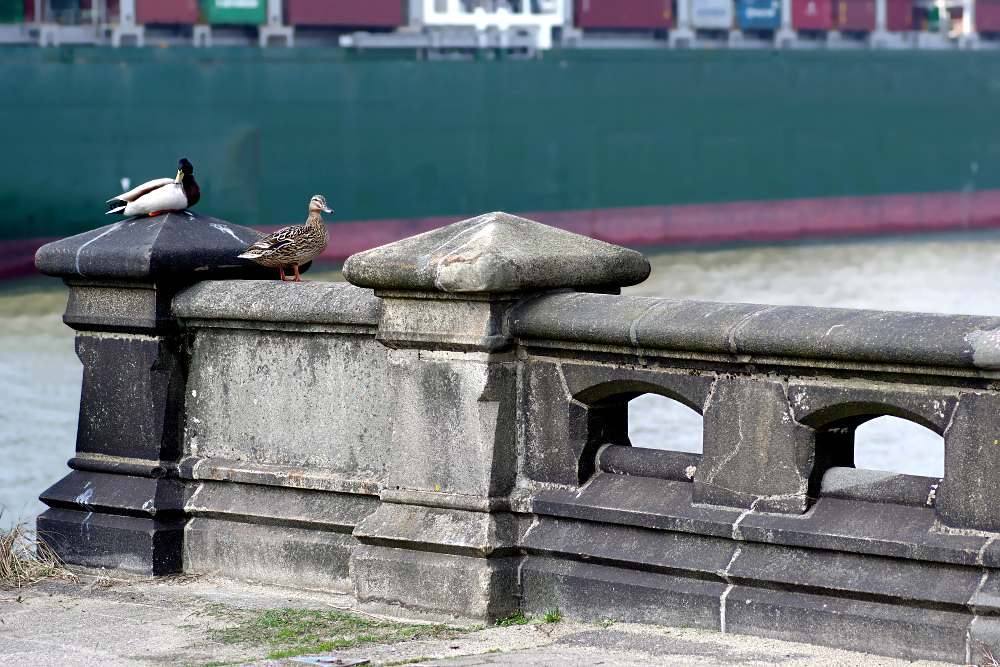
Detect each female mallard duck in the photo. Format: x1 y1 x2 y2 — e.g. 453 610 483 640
238 194 332 281
107 158 200 216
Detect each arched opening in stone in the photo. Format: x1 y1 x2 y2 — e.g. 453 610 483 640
627 392 703 454
853 415 944 479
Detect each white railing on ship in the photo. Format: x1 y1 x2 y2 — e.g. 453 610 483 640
420 0 566 49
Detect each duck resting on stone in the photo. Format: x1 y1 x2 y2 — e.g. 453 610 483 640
238 194 332 282
107 158 200 216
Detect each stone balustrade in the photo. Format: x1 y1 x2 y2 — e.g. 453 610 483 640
34 210 1000 662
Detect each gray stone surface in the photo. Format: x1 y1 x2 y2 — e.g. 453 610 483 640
343 211 650 294
509 291 1000 370
938 391 1000 532
352 544 520 619
696 377 815 514
182 326 391 473
173 279 381 327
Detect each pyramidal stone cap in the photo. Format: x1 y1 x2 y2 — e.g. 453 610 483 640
343 212 651 294
35 211 271 282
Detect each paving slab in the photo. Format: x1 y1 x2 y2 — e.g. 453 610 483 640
0 574 955 667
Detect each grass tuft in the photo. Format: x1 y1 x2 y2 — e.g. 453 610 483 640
0 512 77 590
541 608 562 624
196 605 451 661
495 607 530 627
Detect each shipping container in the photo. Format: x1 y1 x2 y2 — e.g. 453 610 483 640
203 0 265 24
136 0 199 24
792 0 832 29
885 0 912 30
574 0 672 29
736 0 781 29
1 0 25 23
284 0 403 27
978 0 1000 32
833 0 875 30
692 0 733 28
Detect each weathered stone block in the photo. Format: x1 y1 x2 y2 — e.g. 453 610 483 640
185 518 357 591
353 503 518 557
384 348 516 497
351 544 519 620
37 508 184 575
696 377 814 513
183 327 391 472
75 334 185 461
520 557 723 630
938 391 1000 532
724 585 970 663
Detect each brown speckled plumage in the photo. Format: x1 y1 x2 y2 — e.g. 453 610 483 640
238 195 331 281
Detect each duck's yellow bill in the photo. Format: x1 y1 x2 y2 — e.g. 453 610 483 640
174 169 183 183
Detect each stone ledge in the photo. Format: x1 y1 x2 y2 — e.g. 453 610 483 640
173 280 381 326
509 292 1000 371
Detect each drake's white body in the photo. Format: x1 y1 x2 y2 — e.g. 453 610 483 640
107 177 189 216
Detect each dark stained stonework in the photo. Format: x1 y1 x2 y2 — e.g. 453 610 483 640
35 212 272 576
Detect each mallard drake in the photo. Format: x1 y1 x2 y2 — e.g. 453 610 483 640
107 158 200 216
238 194 332 281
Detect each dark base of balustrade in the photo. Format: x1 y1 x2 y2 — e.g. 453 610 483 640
37 508 185 576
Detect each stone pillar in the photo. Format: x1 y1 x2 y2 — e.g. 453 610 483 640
343 212 649 620
34 211 270 575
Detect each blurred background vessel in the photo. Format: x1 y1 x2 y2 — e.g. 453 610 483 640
3 0 1000 278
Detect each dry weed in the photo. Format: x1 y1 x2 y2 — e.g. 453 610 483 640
0 514 77 590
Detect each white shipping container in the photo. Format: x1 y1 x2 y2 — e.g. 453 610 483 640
691 0 734 28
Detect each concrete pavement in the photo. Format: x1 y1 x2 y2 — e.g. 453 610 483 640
0 573 959 667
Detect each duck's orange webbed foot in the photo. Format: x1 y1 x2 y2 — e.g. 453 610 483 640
292 265 311 282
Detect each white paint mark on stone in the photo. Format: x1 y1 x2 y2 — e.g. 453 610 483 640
684 465 697 480
823 324 844 337
75 222 125 276
75 482 95 540
210 223 245 244
966 328 1000 369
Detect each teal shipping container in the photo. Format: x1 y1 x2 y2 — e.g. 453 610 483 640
0 0 25 23
203 0 265 24
736 0 781 29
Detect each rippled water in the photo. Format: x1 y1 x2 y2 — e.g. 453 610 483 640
4 232 1000 526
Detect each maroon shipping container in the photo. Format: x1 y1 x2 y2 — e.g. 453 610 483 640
574 0 673 29
978 0 1000 32
284 0 403 27
834 0 875 29
886 0 912 30
23 0 33 22
136 0 199 25
792 0 833 28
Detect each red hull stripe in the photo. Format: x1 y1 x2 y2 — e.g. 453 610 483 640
6 190 1000 280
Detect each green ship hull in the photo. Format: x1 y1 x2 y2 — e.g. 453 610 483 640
3 46 1000 251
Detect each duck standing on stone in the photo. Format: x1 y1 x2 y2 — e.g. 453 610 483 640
238 195 332 281
107 158 200 216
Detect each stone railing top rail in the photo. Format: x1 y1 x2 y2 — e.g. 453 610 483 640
343 211 650 294
173 280 381 326
509 291 1000 371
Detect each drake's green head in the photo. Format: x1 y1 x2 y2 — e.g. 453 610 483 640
175 158 194 183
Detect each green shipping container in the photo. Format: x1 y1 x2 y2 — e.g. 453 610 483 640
203 0 266 25
0 0 25 23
